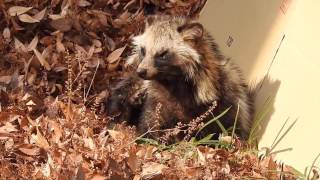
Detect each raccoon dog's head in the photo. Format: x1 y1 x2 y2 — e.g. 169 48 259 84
127 16 206 81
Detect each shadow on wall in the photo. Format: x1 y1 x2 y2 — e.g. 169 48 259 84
199 0 293 141
199 0 287 79
250 76 281 141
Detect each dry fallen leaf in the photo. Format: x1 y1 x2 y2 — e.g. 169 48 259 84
14 37 28 52
197 148 207 165
31 127 50 150
18 14 40 23
49 120 63 144
33 8 47 21
26 100 36 106
33 48 51 70
28 35 39 51
8 6 33 16
77 0 91 7
141 162 168 179
18 144 41 156
107 130 125 141
0 122 18 133
48 2 70 20
107 46 126 63
50 18 73 32
267 156 278 179
0 76 11 84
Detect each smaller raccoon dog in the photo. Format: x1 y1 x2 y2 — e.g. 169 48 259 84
106 74 146 125
107 74 187 134
108 15 254 141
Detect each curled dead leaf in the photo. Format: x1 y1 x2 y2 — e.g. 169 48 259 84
141 162 168 179
8 6 33 16
14 37 28 52
127 147 139 172
0 76 11 84
33 48 51 70
197 148 206 165
84 137 96 150
5 138 14 150
107 130 125 141
18 144 41 156
49 120 63 144
0 122 18 133
33 8 47 21
77 0 91 7
107 46 126 63
49 2 69 20
28 35 39 51
31 127 50 150
18 14 40 23
26 100 36 106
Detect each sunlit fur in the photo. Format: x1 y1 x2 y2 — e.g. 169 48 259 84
123 15 254 139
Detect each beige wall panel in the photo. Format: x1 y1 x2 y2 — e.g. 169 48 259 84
200 0 320 171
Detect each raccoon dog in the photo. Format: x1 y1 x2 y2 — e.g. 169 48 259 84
108 15 254 140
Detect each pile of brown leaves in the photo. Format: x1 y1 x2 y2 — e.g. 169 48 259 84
0 0 305 179
0 99 299 179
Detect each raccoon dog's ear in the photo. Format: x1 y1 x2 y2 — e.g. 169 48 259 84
177 22 204 40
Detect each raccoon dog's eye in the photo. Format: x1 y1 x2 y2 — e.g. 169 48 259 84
158 50 169 60
140 47 146 57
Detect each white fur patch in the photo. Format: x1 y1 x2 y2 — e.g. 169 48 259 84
126 54 139 66
175 44 201 79
195 74 217 104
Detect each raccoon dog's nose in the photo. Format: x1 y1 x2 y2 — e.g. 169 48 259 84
137 68 147 79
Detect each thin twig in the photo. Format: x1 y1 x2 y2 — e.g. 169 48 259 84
84 62 100 102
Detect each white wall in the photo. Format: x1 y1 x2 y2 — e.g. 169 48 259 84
200 0 320 171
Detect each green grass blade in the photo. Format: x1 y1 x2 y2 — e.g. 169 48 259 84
195 106 231 137
231 102 240 140
196 140 220 145
253 96 272 121
270 119 297 153
215 119 228 135
136 138 159 146
248 97 273 143
271 117 290 148
192 134 212 144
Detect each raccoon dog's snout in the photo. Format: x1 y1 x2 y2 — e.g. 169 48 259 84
137 68 147 79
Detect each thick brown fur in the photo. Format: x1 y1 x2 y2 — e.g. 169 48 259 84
109 15 254 140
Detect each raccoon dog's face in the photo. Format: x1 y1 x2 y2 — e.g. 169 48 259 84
129 16 204 81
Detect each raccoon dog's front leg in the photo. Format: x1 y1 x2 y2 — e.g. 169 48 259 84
136 90 185 140
106 74 145 123
137 97 164 138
